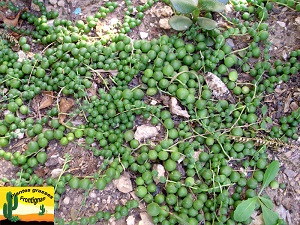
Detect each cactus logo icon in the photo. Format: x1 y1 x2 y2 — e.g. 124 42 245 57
0 187 54 224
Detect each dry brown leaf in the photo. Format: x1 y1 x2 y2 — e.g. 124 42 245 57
283 93 292 113
153 164 165 184
0 8 27 27
204 72 235 103
59 98 75 124
39 91 54 109
87 82 97 96
290 102 299 111
160 95 170 106
95 69 118 76
170 97 190 118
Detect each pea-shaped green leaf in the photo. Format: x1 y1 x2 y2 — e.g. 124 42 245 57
200 0 226 12
234 197 258 222
170 0 198 14
261 105 268 116
169 15 193 31
261 160 280 194
261 203 279 225
197 17 217 30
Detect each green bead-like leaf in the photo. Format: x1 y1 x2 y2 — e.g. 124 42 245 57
261 105 268 117
169 15 193 31
259 196 274 209
266 116 273 124
200 0 226 12
261 203 279 225
234 197 258 222
197 17 217 30
261 160 280 193
170 0 198 14
260 120 267 130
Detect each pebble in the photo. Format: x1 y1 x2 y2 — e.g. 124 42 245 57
107 195 111 204
276 21 286 28
284 169 297 178
57 0 65 7
31 2 40 11
63 196 70 205
140 32 148 39
51 168 63 178
89 191 97 198
159 18 171 29
226 38 235 48
126 215 135 225
14 129 24 139
49 0 57 5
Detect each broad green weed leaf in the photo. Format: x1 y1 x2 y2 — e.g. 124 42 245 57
169 15 193 31
197 17 217 30
261 203 279 225
170 0 198 14
261 105 268 117
234 197 258 222
259 196 274 209
261 161 280 193
200 0 226 12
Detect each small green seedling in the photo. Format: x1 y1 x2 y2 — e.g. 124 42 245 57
234 160 280 225
169 0 228 31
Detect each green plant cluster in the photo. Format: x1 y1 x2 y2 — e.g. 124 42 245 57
0 0 299 224
168 0 228 31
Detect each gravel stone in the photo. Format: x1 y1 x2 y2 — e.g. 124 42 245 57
63 196 70 205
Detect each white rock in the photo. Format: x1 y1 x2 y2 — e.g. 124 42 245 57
139 212 154 225
126 215 135 225
51 168 63 178
17 51 26 62
113 173 133 193
47 20 54 27
277 21 286 28
49 0 57 5
153 6 173 17
170 97 190 118
153 164 165 184
14 129 24 139
109 217 116 225
150 100 157 105
57 0 65 7
89 191 97 198
110 18 119 25
134 125 158 142
159 18 171 29
63 196 70 205
140 32 148 39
